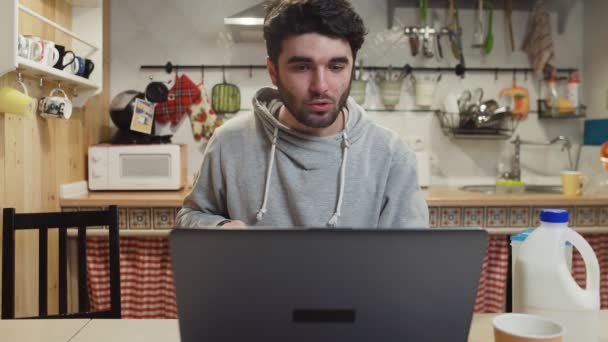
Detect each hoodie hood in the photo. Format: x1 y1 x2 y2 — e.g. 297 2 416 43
252 87 372 226
252 87 370 170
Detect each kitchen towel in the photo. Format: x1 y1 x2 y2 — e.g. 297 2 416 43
188 83 220 141
521 0 555 77
154 74 201 126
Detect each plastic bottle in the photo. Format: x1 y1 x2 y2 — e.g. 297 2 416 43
514 209 600 342
546 77 559 115
567 72 580 111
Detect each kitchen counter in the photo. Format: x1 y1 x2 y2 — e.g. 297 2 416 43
425 186 608 206
60 186 608 207
59 186 608 233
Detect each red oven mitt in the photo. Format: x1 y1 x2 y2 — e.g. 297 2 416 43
155 74 202 126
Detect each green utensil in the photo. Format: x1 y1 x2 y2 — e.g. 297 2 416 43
419 0 428 24
484 0 494 55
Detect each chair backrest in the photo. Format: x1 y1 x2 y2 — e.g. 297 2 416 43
2 205 121 319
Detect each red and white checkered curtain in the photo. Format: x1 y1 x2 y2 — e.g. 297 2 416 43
84 234 608 318
473 235 509 313
87 237 177 318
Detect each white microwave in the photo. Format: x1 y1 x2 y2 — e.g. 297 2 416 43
88 144 187 191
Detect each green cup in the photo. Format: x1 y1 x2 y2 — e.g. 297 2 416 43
350 80 367 105
379 80 402 110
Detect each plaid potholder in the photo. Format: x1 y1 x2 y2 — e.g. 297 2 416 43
154 74 201 126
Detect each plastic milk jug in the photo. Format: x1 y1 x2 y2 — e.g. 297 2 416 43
514 209 600 342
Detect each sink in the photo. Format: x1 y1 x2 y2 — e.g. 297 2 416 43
460 184 562 194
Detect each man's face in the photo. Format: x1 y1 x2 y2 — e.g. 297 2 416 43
267 33 353 130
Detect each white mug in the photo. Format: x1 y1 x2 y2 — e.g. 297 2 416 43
68 56 81 75
25 35 44 62
17 35 30 59
42 40 60 67
39 87 72 119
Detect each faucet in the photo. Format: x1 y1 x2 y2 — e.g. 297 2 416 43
501 135 573 181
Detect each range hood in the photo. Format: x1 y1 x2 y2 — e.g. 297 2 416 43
224 3 265 42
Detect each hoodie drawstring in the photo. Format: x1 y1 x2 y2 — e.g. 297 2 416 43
256 126 279 222
256 128 350 227
327 131 350 227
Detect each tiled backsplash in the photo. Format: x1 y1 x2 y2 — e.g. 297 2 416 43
65 205 608 230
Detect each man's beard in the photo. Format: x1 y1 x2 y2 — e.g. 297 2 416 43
276 77 351 129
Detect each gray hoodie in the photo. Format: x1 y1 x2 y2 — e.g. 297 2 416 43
176 87 429 228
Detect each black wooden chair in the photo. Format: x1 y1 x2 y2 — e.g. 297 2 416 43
2 205 121 319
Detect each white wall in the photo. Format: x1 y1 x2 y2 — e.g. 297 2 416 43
110 0 585 186
583 0 608 118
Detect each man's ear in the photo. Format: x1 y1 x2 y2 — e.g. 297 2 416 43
266 57 278 86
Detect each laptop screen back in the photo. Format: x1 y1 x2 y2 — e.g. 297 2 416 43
170 228 487 342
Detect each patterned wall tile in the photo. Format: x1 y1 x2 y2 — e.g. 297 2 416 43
600 207 608 226
463 208 484 227
174 207 181 218
118 207 129 230
576 207 598 227
531 207 542 227
429 207 438 228
128 208 152 230
440 207 462 227
509 207 530 228
486 207 507 228
153 208 176 229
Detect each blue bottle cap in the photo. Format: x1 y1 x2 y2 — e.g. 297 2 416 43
540 209 569 223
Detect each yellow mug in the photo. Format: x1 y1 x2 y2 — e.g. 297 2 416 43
561 171 587 196
0 81 36 116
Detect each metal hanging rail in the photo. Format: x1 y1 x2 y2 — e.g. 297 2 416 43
140 62 577 78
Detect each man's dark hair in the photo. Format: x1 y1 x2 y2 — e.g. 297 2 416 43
264 0 367 65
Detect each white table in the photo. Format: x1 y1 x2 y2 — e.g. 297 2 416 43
3 312 608 341
70 319 180 342
0 318 90 342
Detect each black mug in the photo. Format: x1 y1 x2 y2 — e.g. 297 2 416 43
53 45 76 70
83 58 95 79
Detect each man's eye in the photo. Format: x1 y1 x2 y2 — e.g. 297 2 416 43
292 64 310 71
329 64 346 72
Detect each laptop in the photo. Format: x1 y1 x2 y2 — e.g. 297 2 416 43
169 228 487 342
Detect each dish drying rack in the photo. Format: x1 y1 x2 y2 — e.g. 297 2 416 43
434 111 520 140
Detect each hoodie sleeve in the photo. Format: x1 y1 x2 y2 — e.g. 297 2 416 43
175 133 229 228
378 149 429 228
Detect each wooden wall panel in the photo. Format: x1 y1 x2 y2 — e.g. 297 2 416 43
0 0 109 317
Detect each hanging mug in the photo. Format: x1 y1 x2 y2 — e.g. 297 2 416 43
415 75 440 108
0 79 37 116
39 87 73 119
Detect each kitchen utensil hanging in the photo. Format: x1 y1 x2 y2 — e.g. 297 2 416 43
472 0 485 48
211 66 241 114
504 0 515 51
484 0 495 55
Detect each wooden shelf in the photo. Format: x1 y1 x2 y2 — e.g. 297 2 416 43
17 57 98 90
0 0 103 108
